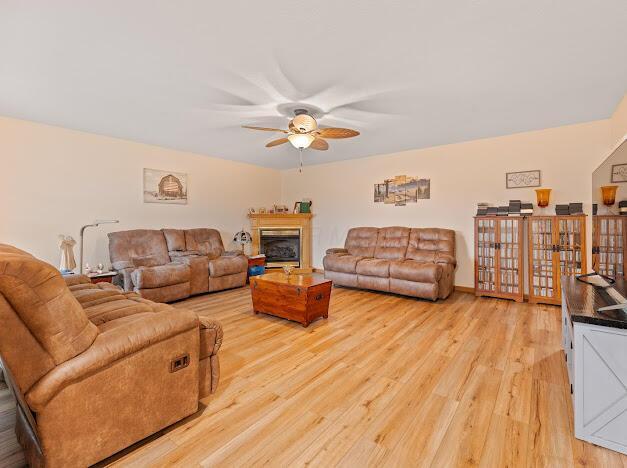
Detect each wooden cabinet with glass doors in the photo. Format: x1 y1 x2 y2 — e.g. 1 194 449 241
592 215 626 279
474 216 524 302
528 215 587 305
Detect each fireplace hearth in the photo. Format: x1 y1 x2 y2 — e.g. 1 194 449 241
259 229 301 268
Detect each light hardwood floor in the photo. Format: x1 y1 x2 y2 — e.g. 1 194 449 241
2 286 627 467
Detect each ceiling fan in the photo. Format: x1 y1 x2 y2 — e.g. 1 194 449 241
243 109 359 155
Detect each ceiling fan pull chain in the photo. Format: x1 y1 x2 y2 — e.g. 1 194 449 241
299 148 303 173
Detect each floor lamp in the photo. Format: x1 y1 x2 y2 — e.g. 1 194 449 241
79 219 119 274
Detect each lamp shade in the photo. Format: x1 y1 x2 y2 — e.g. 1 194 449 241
233 230 252 244
288 133 315 149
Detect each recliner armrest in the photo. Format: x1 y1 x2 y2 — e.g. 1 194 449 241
435 253 457 267
26 309 200 411
63 274 91 287
326 248 349 255
198 316 223 357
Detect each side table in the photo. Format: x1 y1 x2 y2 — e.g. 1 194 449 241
86 271 117 284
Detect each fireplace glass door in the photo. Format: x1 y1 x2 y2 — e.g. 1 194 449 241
259 229 301 268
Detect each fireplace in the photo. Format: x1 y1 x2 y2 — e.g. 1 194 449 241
259 229 301 268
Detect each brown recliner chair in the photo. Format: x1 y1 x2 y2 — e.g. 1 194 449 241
0 244 222 467
108 228 247 303
323 226 456 300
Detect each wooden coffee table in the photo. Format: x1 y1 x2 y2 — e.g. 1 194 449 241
250 273 332 327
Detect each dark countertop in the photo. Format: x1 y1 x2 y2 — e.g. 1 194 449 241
562 277 627 330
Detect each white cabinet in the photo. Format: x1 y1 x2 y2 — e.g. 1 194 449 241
562 301 627 454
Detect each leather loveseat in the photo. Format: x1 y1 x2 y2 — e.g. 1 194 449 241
323 227 456 300
0 243 222 467
108 228 247 302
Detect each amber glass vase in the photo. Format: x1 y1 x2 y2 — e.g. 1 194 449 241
601 185 618 207
535 188 551 208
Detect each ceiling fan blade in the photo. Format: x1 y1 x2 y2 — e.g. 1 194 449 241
310 138 329 151
316 128 360 139
242 125 288 133
265 138 289 148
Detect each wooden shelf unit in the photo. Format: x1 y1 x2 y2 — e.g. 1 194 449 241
592 215 626 279
474 216 524 302
528 215 587 305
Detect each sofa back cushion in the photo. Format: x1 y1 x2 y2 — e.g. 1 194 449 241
344 227 379 258
184 229 224 260
406 228 455 262
162 229 186 252
0 244 98 392
108 230 171 270
374 227 410 259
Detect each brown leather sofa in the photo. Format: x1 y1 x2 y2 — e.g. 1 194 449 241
0 244 222 467
108 228 247 302
323 227 456 300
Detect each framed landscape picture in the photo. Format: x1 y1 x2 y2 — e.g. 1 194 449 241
143 168 188 204
373 175 429 206
611 163 627 183
506 170 541 189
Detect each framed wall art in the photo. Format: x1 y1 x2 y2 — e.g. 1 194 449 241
143 168 188 204
506 170 541 189
611 163 627 183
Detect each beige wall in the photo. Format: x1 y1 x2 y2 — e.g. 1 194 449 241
611 94 627 147
592 139 627 207
3 93 626 286
281 120 611 288
0 116 281 269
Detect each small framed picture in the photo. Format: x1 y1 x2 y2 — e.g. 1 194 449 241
611 164 627 183
506 170 541 189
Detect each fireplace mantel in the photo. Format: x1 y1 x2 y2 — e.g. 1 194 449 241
248 213 313 273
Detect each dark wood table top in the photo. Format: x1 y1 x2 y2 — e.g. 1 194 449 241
562 276 627 329
253 272 331 289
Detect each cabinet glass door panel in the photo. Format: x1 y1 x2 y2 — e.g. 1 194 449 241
498 218 520 295
476 218 496 292
530 218 555 299
596 216 624 278
558 217 584 276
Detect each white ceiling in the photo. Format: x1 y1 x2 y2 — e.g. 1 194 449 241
1 1 626 169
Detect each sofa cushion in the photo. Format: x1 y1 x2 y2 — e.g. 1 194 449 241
345 227 379 257
356 258 390 278
406 228 455 261
323 254 363 274
184 229 224 260
208 255 247 277
108 230 171 269
389 260 442 283
131 255 162 268
374 226 410 260
162 229 186 252
131 263 190 289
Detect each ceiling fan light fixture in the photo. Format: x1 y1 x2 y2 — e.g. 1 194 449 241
288 133 315 149
291 114 317 133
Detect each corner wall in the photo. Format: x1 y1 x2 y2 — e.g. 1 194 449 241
281 120 611 288
0 116 282 268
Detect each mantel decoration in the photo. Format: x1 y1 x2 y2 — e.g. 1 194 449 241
506 170 541 189
374 175 429 206
143 168 188 204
